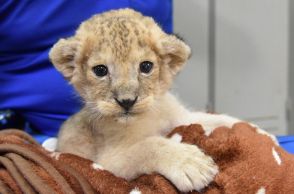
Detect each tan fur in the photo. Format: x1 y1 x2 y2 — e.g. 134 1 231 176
49 9 277 192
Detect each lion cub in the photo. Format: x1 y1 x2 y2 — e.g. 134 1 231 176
49 9 274 192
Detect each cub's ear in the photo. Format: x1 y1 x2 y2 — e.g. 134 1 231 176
49 37 78 80
159 35 191 75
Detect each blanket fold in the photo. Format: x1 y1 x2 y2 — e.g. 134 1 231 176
0 124 293 194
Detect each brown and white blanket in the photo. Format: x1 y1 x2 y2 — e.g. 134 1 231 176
0 123 293 194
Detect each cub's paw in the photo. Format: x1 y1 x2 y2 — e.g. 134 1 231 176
159 143 218 192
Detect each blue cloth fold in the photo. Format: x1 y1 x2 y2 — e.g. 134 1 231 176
277 136 294 154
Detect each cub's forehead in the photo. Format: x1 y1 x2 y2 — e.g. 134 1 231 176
75 9 165 65
79 18 155 64
98 17 149 54
86 38 156 68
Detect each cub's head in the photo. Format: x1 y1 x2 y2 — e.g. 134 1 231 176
49 9 190 119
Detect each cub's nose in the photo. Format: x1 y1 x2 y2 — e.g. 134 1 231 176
115 97 138 111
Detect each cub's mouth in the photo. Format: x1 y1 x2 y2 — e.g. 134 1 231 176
115 111 141 123
119 110 142 117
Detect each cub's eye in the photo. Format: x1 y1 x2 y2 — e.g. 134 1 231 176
139 61 153 74
92 65 108 77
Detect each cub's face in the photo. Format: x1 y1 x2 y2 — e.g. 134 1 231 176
50 9 190 119
82 38 160 118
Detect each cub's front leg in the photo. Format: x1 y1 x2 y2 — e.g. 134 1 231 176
57 113 96 160
98 136 218 192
